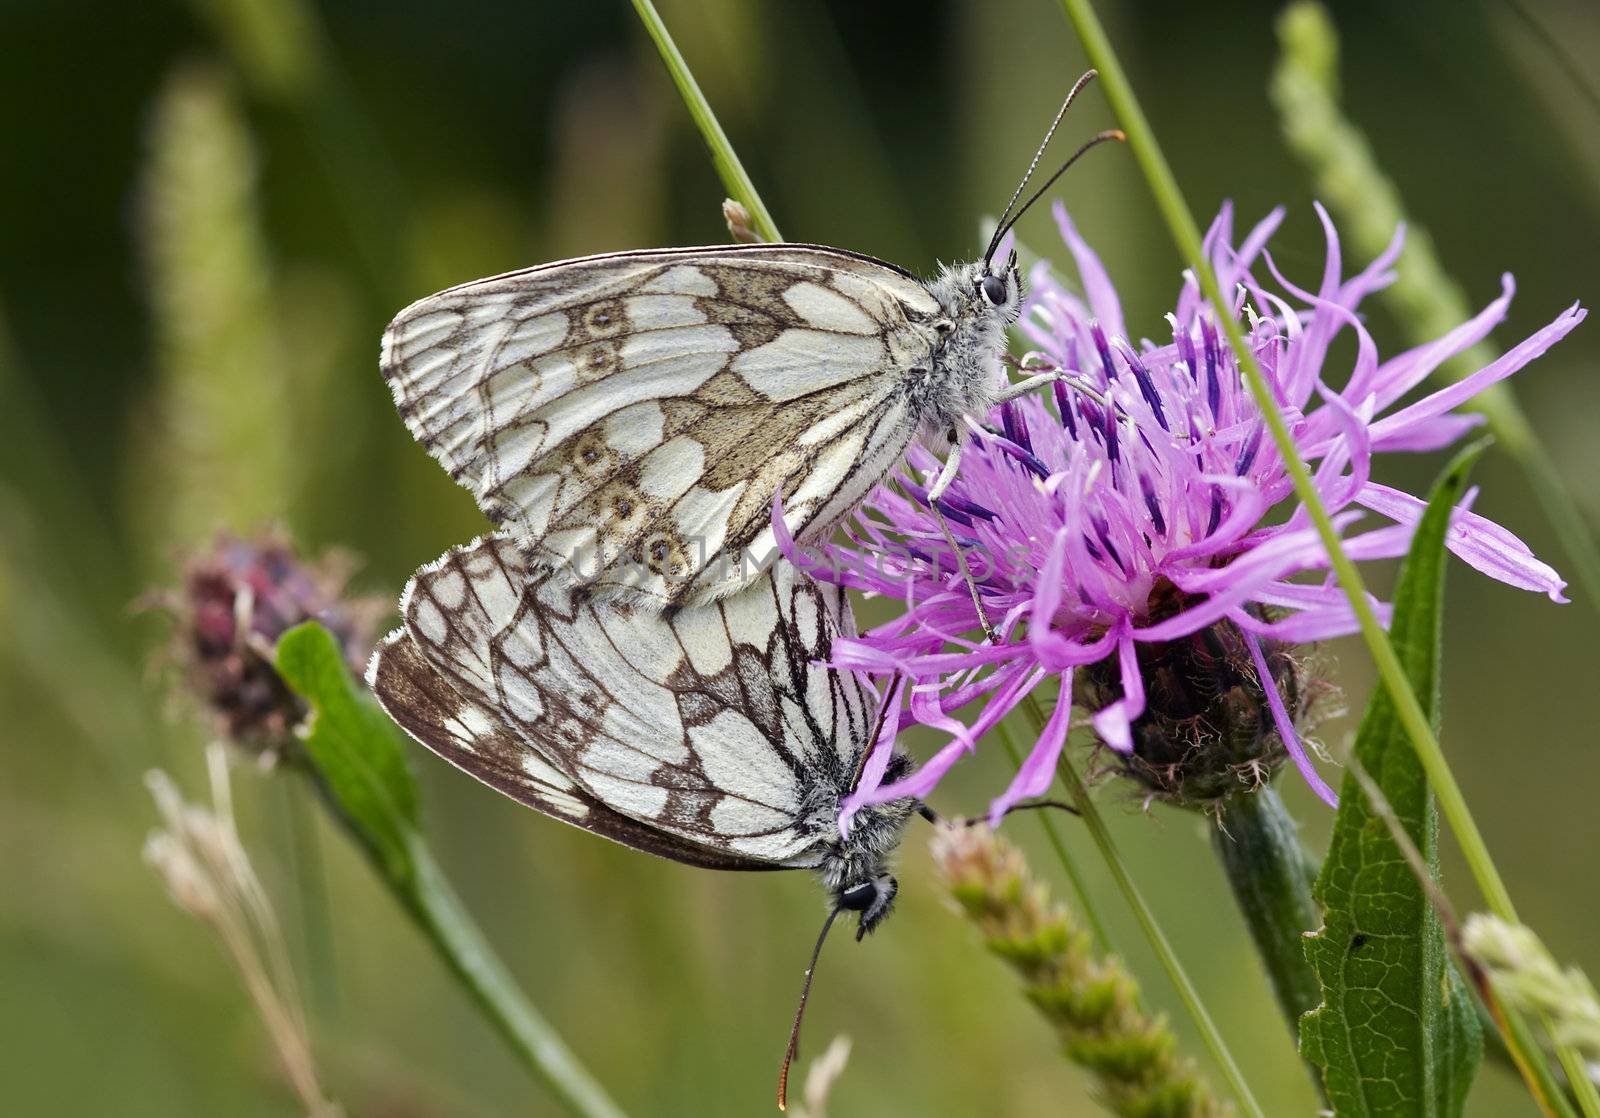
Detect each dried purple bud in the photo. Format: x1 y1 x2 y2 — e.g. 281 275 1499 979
153 530 377 754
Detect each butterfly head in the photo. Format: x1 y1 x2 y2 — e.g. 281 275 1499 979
977 252 1024 322
934 256 1024 327
837 874 898 940
916 257 1025 439
813 754 918 939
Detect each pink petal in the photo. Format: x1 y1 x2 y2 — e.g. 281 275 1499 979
1305 385 1373 515
933 661 1027 715
1054 202 1125 340
1245 632 1338 806
1369 302 1585 442
845 735 968 811
909 677 982 743
1370 413 1485 453
962 663 1048 749
1228 602 1384 643
1162 475 1268 563
1027 527 1070 662
1260 247 1379 415
1336 222 1405 313
838 675 906 837
989 670 1075 827
1172 512 1366 594
1147 517 1378 642
831 638 1030 676
1090 625 1144 753
1233 207 1288 280
1279 203 1345 397
1357 483 1568 601
850 665 1044 809
1371 276 1514 412
1176 203 1235 325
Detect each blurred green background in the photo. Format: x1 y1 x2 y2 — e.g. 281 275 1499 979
4 0 1597 1114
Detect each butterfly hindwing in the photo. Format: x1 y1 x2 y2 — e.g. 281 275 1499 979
368 628 770 869
381 245 939 605
367 534 879 867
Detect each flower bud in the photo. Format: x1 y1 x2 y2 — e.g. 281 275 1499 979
1077 612 1318 808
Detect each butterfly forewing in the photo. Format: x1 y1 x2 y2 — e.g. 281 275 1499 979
381 245 940 606
367 534 879 866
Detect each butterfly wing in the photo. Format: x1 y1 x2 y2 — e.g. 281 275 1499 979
369 628 769 869
368 534 879 867
381 245 938 606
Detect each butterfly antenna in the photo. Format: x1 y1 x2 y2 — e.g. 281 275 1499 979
777 905 843 1111
992 129 1126 257
983 69 1100 265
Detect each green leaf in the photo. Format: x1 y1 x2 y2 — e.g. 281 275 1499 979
1301 444 1486 1116
276 620 420 887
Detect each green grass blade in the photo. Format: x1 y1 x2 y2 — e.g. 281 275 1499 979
632 0 782 243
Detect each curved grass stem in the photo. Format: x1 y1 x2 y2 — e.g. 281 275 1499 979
631 0 782 244
1052 1 1600 1112
401 841 630 1118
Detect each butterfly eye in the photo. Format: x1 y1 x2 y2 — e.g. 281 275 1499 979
838 881 878 911
981 273 1008 306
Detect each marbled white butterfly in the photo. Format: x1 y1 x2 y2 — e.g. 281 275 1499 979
368 535 915 928
379 73 1116 610
367 535 917 1106
372 74 1110 1105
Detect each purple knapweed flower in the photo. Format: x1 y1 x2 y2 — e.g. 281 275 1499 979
780 202 1579 824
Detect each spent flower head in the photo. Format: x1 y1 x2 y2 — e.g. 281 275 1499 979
784 203 1579 822
152 529 377 755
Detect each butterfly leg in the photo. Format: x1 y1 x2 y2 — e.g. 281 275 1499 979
995 368 1113 410
926 429 963 503
985 798 1080 821
924 430 996 642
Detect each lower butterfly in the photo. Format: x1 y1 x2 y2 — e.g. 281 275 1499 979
367 535 916 1106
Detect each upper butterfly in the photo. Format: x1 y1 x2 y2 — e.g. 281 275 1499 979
380 76 1117 608
382 242 1019 607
